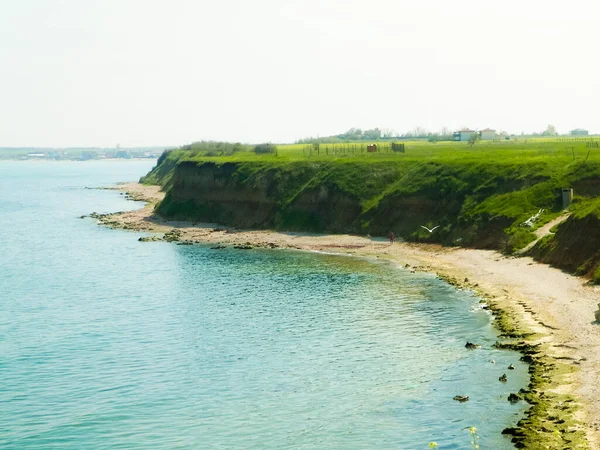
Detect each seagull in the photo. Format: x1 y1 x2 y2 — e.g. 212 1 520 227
421 225 440 233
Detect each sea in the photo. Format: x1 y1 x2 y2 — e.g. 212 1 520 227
0 161 528 449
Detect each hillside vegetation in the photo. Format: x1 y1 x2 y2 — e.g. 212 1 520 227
141 138 600 279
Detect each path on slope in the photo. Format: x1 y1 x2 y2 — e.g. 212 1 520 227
518 212 571 255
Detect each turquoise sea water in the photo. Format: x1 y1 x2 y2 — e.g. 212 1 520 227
0 161 528 449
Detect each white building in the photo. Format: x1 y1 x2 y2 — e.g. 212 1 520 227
480 128 496 140
453 129 476 141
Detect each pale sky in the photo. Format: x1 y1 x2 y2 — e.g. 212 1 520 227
1 0 599 147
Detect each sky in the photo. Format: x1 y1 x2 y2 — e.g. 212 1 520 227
0 0 599 147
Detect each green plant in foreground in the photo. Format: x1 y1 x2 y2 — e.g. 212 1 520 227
467 426 480 449
427 427 479 449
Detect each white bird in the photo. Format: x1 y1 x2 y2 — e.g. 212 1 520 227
421 225 440 233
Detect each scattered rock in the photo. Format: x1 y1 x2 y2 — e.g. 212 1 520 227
234 243 254 250
508 364 515 370
210 245 227 250
499 373 508 382
465 342 480 350
138 236 161 242
453 395 469 402
490 360 495 364
508 393 522 403
163 229 182 242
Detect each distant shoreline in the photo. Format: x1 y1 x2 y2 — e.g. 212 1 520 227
94 182 600 448
0 158 158 162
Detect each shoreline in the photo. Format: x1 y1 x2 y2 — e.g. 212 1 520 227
96 182 600 448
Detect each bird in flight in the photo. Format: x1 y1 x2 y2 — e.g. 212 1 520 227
421 225 440 233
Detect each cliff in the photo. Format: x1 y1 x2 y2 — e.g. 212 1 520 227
140 153 600 277
143 156 567 248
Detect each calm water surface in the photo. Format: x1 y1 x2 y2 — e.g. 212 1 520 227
0 161 528 449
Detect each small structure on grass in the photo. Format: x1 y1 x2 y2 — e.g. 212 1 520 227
391 142 405 152
562 188 574 209
367 144 377 153
480 128 496 140
453 129 476 142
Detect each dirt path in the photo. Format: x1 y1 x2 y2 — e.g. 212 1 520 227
518 212 571 254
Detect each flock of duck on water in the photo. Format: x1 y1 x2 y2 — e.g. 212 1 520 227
453 342 517 403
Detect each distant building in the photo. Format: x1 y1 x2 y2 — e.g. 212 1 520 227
480 128 496 140
570 128 589 136
115 150 131 159
453 129 476 141
80 151 98 160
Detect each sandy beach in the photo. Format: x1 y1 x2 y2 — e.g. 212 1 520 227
100 182 600 447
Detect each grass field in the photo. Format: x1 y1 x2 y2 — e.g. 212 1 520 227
161 137 600 168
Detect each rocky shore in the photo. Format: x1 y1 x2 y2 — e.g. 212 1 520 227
90 181 600 448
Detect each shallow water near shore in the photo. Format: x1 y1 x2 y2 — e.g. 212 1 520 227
1 161 529 449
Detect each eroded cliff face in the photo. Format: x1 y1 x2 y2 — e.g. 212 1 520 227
157 161 364 232
530 214 600 277
153 159 552 251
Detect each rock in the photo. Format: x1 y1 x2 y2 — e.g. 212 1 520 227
508 364 515 370
163 229 182 242
508 393 521 403
234 243 254 250
465 342 480 350
490 360 495 364
138 236 160 242
595 303 600 322
453 395 469 402
520 355 534 364
499 373 508 382
464 277 469 282
210 245 227 250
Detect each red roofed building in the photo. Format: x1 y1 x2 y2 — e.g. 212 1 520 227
480 128 496 140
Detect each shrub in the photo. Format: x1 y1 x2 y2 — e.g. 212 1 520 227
254 143 277 154
504 228 536 254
